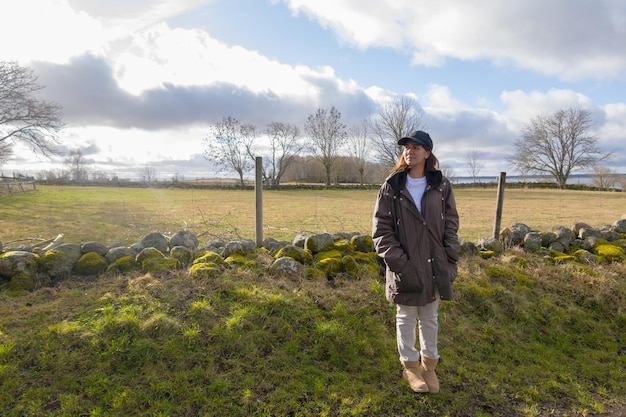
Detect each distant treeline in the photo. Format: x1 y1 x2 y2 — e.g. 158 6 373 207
18 177 623 192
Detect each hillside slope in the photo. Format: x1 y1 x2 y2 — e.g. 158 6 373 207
0 251 624 416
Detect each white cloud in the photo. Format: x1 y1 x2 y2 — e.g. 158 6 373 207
599 103 626 157
2 0 624 179
422 84 468 113
282 0 626 80
1 0 212 65
282 0 409 49
0 0 106 64
500 88 595 131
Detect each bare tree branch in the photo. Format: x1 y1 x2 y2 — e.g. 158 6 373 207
203 116 255 188
64 149 90 183
591 166 619 190
367 96 426 167
304 106 347 187
508 107 610 189
464 149 485 184
0 61 65 161
348 119 370 185
262 122 303 188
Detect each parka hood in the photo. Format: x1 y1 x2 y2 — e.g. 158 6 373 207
386 169 443 192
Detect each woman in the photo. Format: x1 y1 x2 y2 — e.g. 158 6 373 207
372 130 459 393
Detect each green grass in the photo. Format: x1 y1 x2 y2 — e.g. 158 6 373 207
1 185 624 246
0 252 624 416
0 186 625 415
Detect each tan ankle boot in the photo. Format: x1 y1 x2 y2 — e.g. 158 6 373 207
401 360 428 393
420 357 439 393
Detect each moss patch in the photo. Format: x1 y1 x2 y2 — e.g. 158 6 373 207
75 252 108 276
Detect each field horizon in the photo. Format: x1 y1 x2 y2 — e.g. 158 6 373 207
1 185 625 248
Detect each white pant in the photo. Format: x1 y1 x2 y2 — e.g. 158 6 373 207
396 294 440 362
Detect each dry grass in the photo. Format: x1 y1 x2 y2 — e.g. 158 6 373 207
1 185 625 416
0 185 624 246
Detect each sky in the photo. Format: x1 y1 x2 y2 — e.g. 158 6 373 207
1 0 626 181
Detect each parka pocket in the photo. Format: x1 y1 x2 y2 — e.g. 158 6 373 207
448 260 458 282
395 262 423 293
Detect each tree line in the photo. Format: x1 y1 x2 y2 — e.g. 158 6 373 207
0 60 617 190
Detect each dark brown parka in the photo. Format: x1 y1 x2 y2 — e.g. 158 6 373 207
372 169 460 306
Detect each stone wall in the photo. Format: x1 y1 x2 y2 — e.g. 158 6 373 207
1 216 625 292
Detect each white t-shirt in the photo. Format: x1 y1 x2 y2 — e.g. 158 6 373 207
406 175 427 213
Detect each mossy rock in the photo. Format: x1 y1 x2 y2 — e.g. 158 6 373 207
268 257 305 279
479 250 497 259
136 247 166 265
193 250 225 265
341 255 359 276
331 239 354 254
170 246 194 265
551 255 576 264
315 250 343 262
189 262 222 279
352 251 379 264
305 267 327 281
547 248 569 258
224 253 256 269
316 257 343 278
274 245 312 265
591 238 610 250
573 249 601 264
141 257 181 273
7 272 52 292
39 249 76 279
75 252 108 276
107 255 138 273
223 239 257 257
0 251 40 279
593 244 625 262
341 254 380 279
304 233 335 254
611 238 626 251
140 231 169 253
350 235 375 253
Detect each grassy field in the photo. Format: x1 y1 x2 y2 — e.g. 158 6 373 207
1 185 624 247
0 185 625 416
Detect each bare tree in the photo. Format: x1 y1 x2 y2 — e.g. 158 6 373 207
142 166 156 184
259 122 303 188
0 141 13 165
203 116 256 188
304 106 347 187
37 168 69 183
348 119 370 185
64 149 89 183
368 96 426 167
464 150 485 184
171 172 185 184
439 163 456 181
509 107 610 189
0 61 64 160
91 170 109 183
591 165 619 190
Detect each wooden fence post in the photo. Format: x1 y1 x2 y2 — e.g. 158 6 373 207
493 172 506 240
255 157 263 248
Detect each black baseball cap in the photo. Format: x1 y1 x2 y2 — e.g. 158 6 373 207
397 130 433 150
